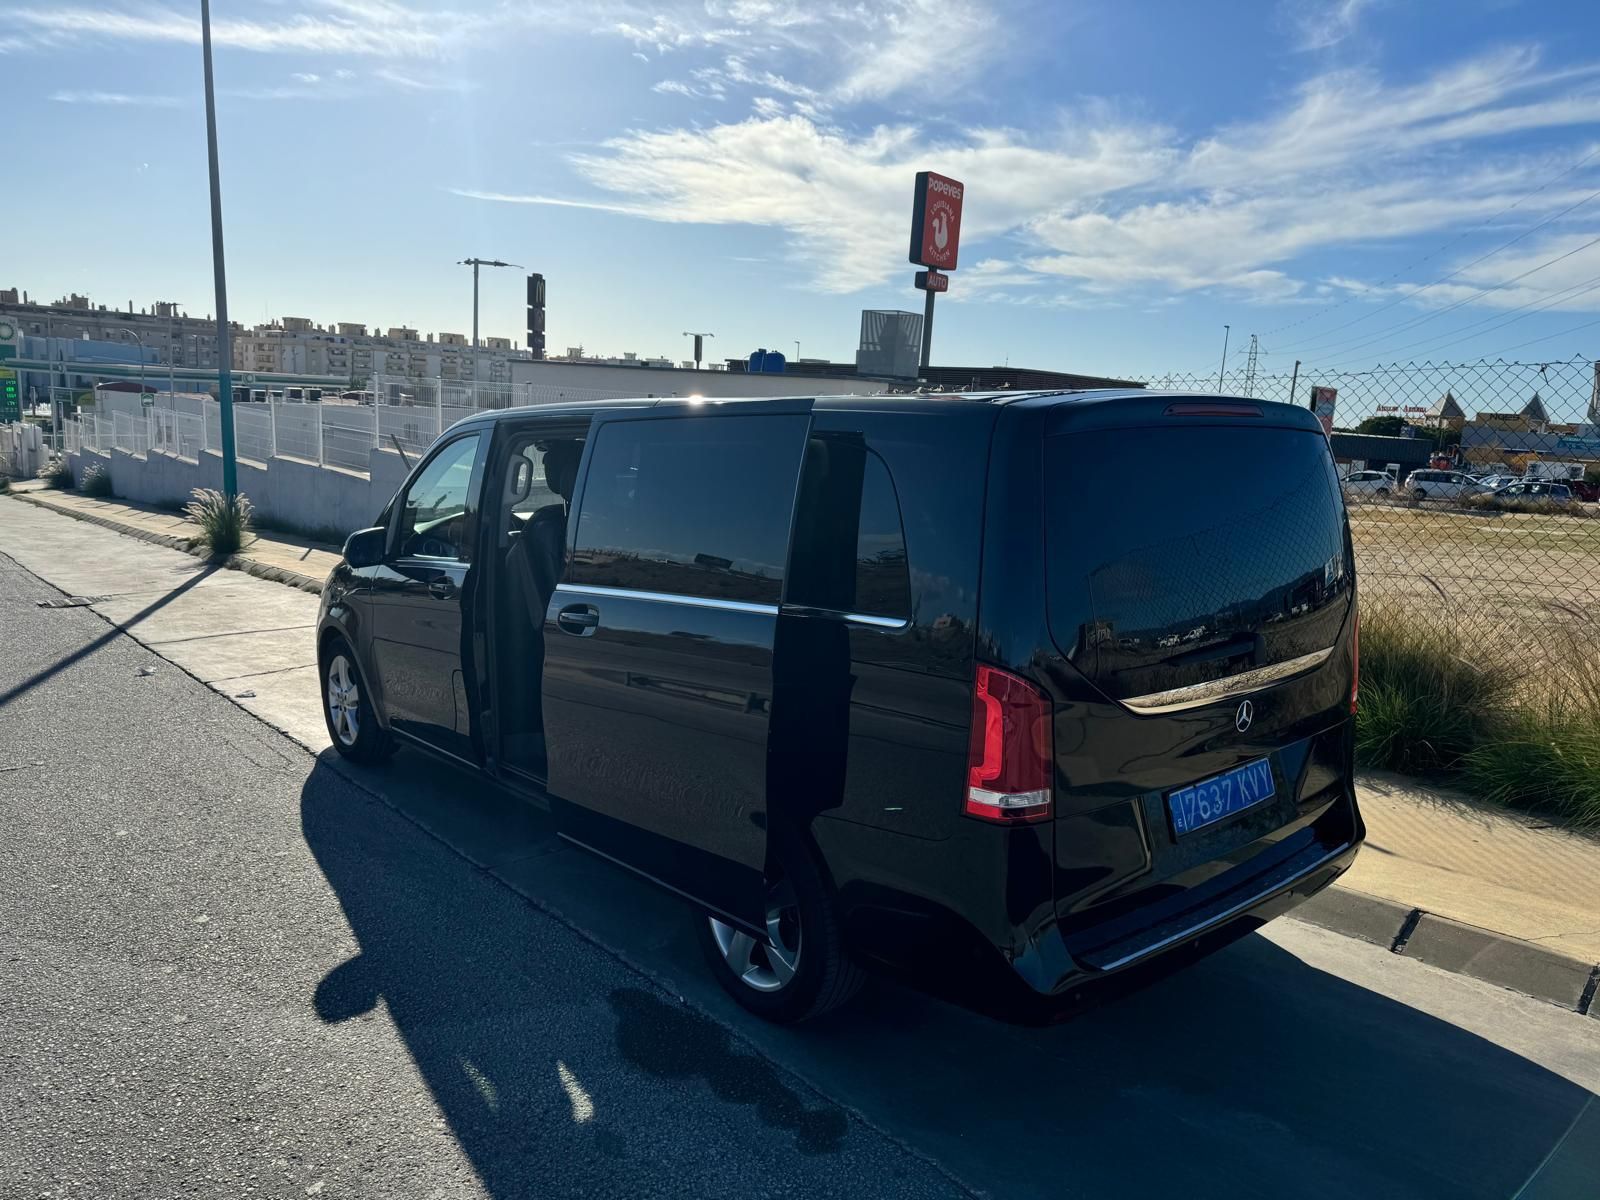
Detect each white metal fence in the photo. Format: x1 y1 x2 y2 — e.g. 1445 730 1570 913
57 374 650 479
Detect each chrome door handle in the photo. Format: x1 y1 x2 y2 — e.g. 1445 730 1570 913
556 603 599 635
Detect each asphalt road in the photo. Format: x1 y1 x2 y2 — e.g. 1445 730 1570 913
2 542 1598 1200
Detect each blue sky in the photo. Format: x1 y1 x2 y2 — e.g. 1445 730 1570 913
5 0 1600 380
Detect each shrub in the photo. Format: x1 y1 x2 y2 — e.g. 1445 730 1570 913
1461 494 1590 517
1354 605 1514 776
1463 714 1600 830
78 462 114 497
184 487 254 557
40 458 74 489
0 475 10 494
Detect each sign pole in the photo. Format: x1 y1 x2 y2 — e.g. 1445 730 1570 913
920 289 935 375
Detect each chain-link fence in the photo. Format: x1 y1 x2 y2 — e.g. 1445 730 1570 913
1134 356 1600 702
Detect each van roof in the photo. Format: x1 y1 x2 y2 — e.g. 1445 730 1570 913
445 387 1314 427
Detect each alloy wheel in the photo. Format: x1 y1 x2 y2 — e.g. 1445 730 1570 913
708 879 801 993
326 654 361 747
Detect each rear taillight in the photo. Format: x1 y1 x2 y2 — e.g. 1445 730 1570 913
964 664 1053 823
1350 610 1360 714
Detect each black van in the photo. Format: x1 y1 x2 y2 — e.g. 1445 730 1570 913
316 390 1362 1022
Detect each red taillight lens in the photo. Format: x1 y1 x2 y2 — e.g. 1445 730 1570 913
1350 610 1360 714
964 664 1053 823
1163 402 1263 418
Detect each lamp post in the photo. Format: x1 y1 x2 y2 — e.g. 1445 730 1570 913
682 331 714 370
1216 324 1231 392
116 327 148 401
457 257 521 395
201 0 239 498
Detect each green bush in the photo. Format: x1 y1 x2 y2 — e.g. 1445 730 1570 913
40 458 74 490
1354 607 1513 775
184 487 254 557
1357 604 1600 825
1463 715 1600 830
78 462 114 497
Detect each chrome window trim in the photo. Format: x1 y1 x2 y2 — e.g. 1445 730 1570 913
779 603 909 630
555 582 778 616
1121 647 1335 714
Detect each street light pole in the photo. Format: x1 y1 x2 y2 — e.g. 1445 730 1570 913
682 331 714 371
1216 324 1231 392
200 0 238 499
458 258 521 397
116 327 147 400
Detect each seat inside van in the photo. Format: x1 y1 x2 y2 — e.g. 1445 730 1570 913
497 436 584 773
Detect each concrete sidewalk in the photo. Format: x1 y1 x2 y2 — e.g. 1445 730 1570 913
4 490 1598 1012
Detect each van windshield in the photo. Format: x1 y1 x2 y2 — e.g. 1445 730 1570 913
1045 422 1352 704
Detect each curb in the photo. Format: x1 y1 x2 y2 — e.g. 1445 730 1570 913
8 491 325 595
9 488 1597 1020
1293 886 1600 1017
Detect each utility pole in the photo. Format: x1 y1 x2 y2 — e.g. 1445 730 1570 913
1289 359 1301 408
458 258 520 394
1243 333 1260 398
1216 324 1231 391
682 331 714 371
201 0 238 499
794 340 801 362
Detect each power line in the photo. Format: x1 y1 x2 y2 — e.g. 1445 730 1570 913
1302 231 1600 365
1484 314 1600 357
1257 145 1600 343
1315 271 1600 368
1273 175 1600 355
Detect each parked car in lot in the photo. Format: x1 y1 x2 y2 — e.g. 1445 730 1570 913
1488 481 1574 502
1569 478 1599 502
1473 473 1522 491
1340 469 1395 498
1402 469 1486 501
316 390 1363 1022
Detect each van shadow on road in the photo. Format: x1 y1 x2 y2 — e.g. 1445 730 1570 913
299 752 856 1200
302 747 1595 1200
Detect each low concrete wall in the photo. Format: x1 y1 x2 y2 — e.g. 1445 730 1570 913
69 444 413 540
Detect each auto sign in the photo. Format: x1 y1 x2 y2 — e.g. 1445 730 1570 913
909 171 964 271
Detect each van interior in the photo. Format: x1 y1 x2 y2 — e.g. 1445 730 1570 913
491 430 587 777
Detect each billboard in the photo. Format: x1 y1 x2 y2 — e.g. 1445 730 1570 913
1311 385 1338 435
909 172 964 271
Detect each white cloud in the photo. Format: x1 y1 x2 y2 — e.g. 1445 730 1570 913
49 89 182 107
1283 0 1376 52
374 66 475 92
451 46 1600 304
292 72 321 83
10 1 454 57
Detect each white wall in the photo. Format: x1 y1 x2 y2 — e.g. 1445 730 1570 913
67 444 412 542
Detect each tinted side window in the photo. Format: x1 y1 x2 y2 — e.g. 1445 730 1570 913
788 433 912 619
568 414 807 605
396 433 481 561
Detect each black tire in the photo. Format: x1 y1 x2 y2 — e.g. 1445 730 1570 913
1413 488 1427 501
695 833 865 1023
1376 487 1390 497
320 636 394 765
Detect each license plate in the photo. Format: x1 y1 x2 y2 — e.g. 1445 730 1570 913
1167 758 1275 837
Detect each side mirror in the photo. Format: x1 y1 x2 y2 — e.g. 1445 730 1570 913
343 526 387 569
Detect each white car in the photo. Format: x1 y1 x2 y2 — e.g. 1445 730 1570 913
1340 469 1396 498
1403 469 1487 502
1475 473 1522 490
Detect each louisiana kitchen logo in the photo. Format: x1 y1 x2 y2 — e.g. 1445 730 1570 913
910 170 965 271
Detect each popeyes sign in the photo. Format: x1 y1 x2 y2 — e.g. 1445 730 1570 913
909 171 964 271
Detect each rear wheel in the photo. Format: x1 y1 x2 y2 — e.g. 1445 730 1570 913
1375 486 1390 497
321 638 394 764
1413 488 1427 501
696 834 864 1023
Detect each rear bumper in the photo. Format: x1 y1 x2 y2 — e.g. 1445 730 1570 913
1011 835 1361 996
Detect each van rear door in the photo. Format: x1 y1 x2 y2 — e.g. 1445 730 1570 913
1039 402 1357 943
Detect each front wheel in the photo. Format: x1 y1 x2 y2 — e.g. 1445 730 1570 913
1376 487 1391 497
321 638 394 764
1413 488 1427 501
696 834 864 1023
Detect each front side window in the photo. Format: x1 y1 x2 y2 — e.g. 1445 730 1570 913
567 414 807 605
395 433 481 561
